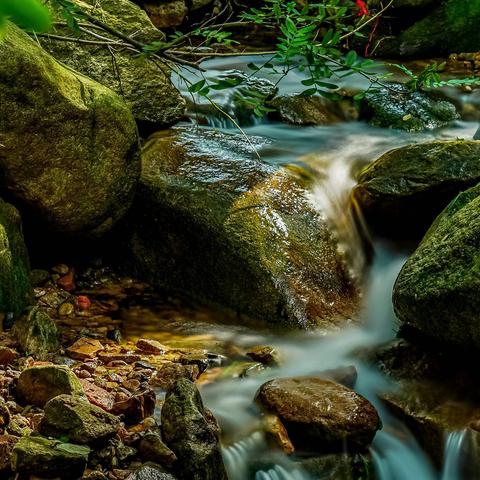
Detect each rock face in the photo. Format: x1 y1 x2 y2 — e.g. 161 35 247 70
0 23 140 238
13 307 59 358
16 365 85 407
11 436 90 478
255 377 381 452
161 379 227 480
371 0 480 58
393 183 480 348
127 463 178 480
353 140 480 238
122 127 360 329
0 199 31 316
43 0 185 128
144 1 188 28
361 84 458 131
40 394 120 445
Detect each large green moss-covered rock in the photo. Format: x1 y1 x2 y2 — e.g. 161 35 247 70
11 436 90 478
353 140 480 238
161 379 227 480
0 23 140 237
393 183 480 348
122 127 360 329
0 199 31 316
372 0 480 57
42 0 185 128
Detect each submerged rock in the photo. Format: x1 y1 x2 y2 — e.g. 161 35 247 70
0 23 140 238
40 394 120 445
11 436 90 478
0 199 31 316
13 307 59 359
353 140 480 238
127 463 178 480
161 379 227 480
16 365 85 407
255 377 381 452
360 83 458 131
393 183 480 348
122 127 360 329
43 0 185 128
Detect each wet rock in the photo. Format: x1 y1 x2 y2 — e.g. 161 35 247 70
80 378 116 412
127 462 178 480
12 307 58 359
263 414 294 455
0 22 140 238
0 434 17 471
30 269 50 287
40 394 120 445
354 140 480 238
67 338 105 361
43 0 185 129
11 436 90 478
371 0 480 58
255 377 381 452
112 388 156 424
246 345 280 367
300 452 374 480
267 95 348 125
58 302 75 316
0 199 31 316
360 83 458 131
138 433 177 468
144 1 188 28
150 362 199 391
161 379 227 480
0 347 18 366
136 339 167 355
99 352 142 364
122 127 360 329
57 269 75 292
393 183 480 349
16 365 85 407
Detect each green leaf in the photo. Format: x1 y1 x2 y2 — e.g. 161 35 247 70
345 50 358 67
0 0 51 32
188 79 206 93
300 88 317 96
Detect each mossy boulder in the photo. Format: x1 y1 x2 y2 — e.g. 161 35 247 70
353 140 480 238
11 436 90 479
393 183 480 348
40 394 120 445
13 307 59 359
0 23 140 238
42 0 185 128
122 127 360 329
16 365 85 407
360 83 458 131
161 379 227 480
372 0 480 57
0 199 31 316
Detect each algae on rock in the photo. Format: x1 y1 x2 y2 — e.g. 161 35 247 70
0 22 140 238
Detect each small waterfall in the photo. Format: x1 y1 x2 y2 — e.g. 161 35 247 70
254 465 311 480
441 430 467 480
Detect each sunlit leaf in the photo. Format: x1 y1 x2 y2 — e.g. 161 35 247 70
0 0 51 32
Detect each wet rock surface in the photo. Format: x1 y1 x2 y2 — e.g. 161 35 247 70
121 127 360 330
161 379 227 480
353 140 480 238
0 23 140 238
393 183 480 348
255 377 381 452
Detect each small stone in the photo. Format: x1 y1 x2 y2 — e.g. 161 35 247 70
263 414 294 455
57 269 76 292
112 388 156 425
246 345 280 367
67 338 105 361
58 302 75 316
40 394 120 445
0 347 18 366
150 362 199 391
99 353 142 364
11 436 90 478
52 264 70 275
7 414 32 436
76 369 91 379
76 295 91 310
122 379 141 392
138 433 177 468
126 463 177 480
136 339 167 355
16 365 85 407
79 379 116 412
0 400 10 427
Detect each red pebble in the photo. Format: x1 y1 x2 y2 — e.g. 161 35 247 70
57 269 76 292
76 295 91 310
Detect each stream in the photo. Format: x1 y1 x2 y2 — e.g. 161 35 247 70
167 55 480 480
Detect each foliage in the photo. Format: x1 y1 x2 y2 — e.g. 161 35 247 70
0 0 51 37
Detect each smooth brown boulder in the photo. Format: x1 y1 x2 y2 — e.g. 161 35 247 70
255 377 381 452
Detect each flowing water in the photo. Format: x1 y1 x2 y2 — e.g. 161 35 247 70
169 56 480 480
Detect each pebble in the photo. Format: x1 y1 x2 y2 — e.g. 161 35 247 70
58 302 75 316
135 339 167 355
